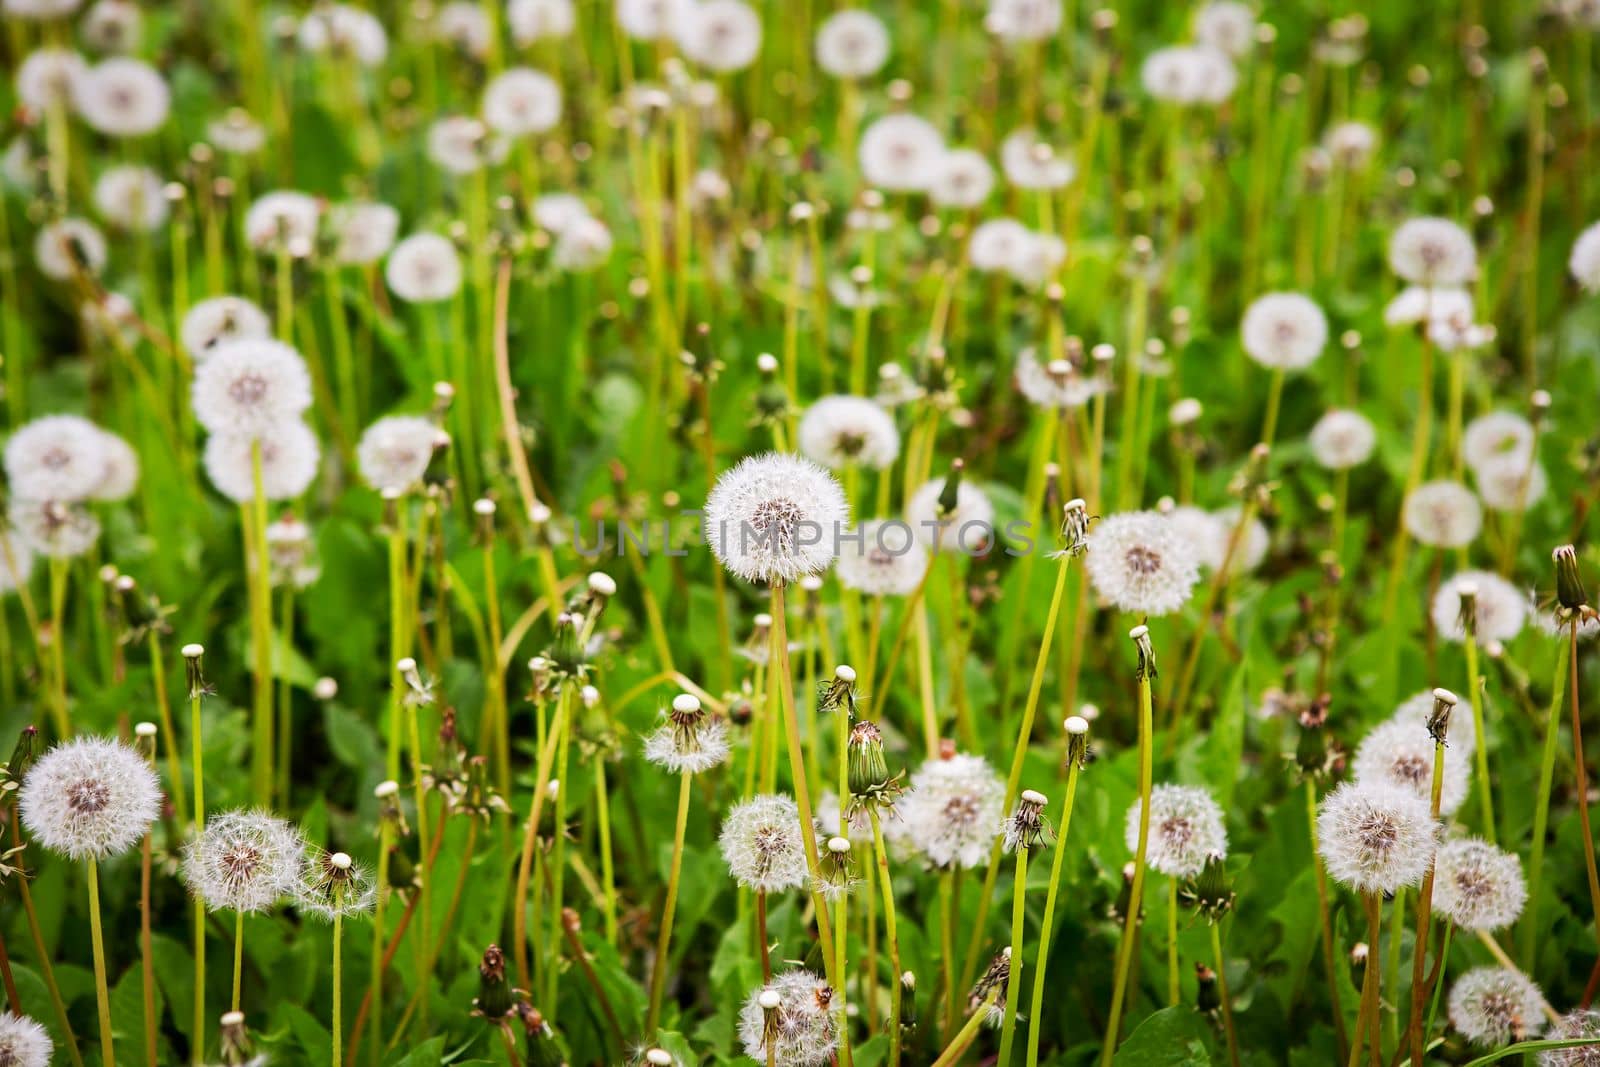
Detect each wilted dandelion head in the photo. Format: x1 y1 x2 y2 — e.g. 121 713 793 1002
19 735 161 860
297 4 388 65
1570 221 1600 294
1448 967 1548 1047
180 296 272 363
858 114 946 193
1126 784 1227 878
905 475 994 553
1431 570 1526 643
7 497 101 559
72 57 169 137
1541 1010 1600 1065
5 413 111 502
737 970 841 1067
1315 781 1439 895
1474 452 1547 513
0 1011 52 1067
1241 292 1328 370
892 752 1005 870
1193 0 1255 57
1388 217 1476 286
835 519 929 597
797 395 900 470
1402 480 1482 548
1085 510 1201 617
191 338 313 436
385 233 464 303
1140 45 1237 105
705 452 849 584
1391 689 1477 757
183 809 306 914
33 217 107 281
815 9 890 79
929 148 996 209
15 48 86 111
1433 838 1526 932
295 848 376 920
1351 717 1470 816
202 420 321 503
987 0 1062 42
482 67 563 137
720 794 810 893
357 415 445 493
675 0 762 71
329 200 400 265
1309 409 1377 470
243 190 321 253
1014 348 1105 409
92 164 166 230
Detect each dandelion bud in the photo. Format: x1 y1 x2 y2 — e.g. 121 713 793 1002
847 720 895 806
1554 545 1588 614
1428 688 1458 746
899 971 918 1034
520 1005 560 1067
1065 716 1091 768
936 459 965 517
476 944 515 1019
1130 624 1157 680
1181 853 1236 922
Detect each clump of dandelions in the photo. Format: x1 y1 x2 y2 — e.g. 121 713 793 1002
643 693 730 775
704 452 849 584
0 1011 53 1067
1448 967 1549 1047
1432 838 1527 932
719 794 811 893
737 970 840 1067
1431 570 1526 643
891 751 1006 870
182 809 306 914
1125 784 1228 878
1085 510 1201 616
1351 717 1470 816
1542 1010 1600 1065
1315 781 1439 896
797 395 900 470
1402 480 1482 548
19 735 162 859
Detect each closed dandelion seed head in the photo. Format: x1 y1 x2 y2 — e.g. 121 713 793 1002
1316 781 1439 895
192 338 312 436
16 48 87 111
1352 717 1470 815
1541 1010 1600 1065
1403 480 1482 548
357 415 444 492
296 847 376 920
892 752 1005 870
970 948 1012 1026
1241 292 1328 370
737 970 841 1067
385 233 464 303
183 809 306 913
1475 452 1548 513
720 794 810 893
9 498 101 559
1570 221 1600 293
1001 128 1074 191
929 148 996 209
705 452 849 584
508 0 575 45
858 114 946 193
92 164 167 230
1449 967 1548 1047
5 414 111 502
1389 217 1477 286
1126 784 1227 877
1432 570 1525 643
551 215 613 271
72 57 169 137
1014 348 1105 409
243 190 320 253
987 0 1062 41
180 296 272 363
0 1011 52 1067
1085 510 1201 616
798 395 900 470
836 519 928 597
1434 838 1526 931
906 476 993 553
34 217 107 281
1310 409 1377 469
297 3 388 65
202 421 321 503
329 200 399 265
816 10 890 79
19 735 161 860
483 68 562 137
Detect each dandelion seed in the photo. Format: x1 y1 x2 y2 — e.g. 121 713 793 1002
644 694 731 775
1448 966 1549 1047
295 848 376 920
1316 781 1439 896
1126 784 1227 878
183 809 306 913
720 794 811 893
19 735 161 860
705 452 849 584
1085 510 1201 616
1433 838 1526 932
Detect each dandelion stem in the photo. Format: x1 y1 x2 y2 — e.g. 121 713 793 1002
1408 730 1448 1065
332 911 345 1067
1167 877 1180 1006
1025 751 1082 1067
869 807 903 1067
932 988 1000 1067
1463 632 1495 843
1522 634 1570 968
231 911 245 1012
997 840 1029 1067
645 769 692 1036
140 830 157 1067
1568 618 1600 961
1305 779 1349 1063
1100 648 1155 1066
88 855 117 1067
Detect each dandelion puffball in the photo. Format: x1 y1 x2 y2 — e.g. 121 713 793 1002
1474 452 1547 513
1447 967 1548 1047
0 1011 53 1067
719 794 811 893
737 970 841 1067
33 217 107 281
1125 784 1228 878
357 415 445 492
482 67 562 137
8 498 102 559
815 9 889 79
183 809 306 913
191 338 313 436
797 395 900 470
835 519 929 597
1014 348 1105 409
1430 570 1526 644
675 0 762 72
19 735 162 860
1433 838 1526 932
1350 717 1470 816
1085 510 1201 616
329 200 400 265
244 190 321 253
643 715 731 775
1241 292 1328 370
705 452 849 584
72 57 169 136
891 753 1005 870
858 114 946 193
385 233 464 303
929 148 996 209
91 164 167 230
1541 1010 1600 1065
5 413 111 502
905 475 995 554
1193 0 1255 57
1570 221 1600 293
180 295 272 362
508 0 575 45
202 421 321 503
1402 480 1482 548
1309 409 1377 470
1316 781 1439 896
1389 217 1476 286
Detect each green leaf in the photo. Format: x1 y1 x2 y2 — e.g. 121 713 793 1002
1112 1006 1217 1066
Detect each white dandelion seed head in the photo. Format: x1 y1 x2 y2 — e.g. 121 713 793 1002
1403 480 1482 548
1383 285 1474 328
2 0 80 18
968 217 1032 273
859 114 947 193
265 514 319 588
426 115 509 176
1389 217 1477 286
8 498 101 559
797 395 900 470
34 217 107 281
244 191 321 254
737 970 841 1067
1448 967 1549 1047
72 57 168 137
905 476 994 554
191 338 313 435
88 428 139 501
0 1011 52 1067
15 47 87 111
19 735 161 860
1141 45 1238 105
1571 221 1600 293
816 10 889 79
1085 510 1201 616
1431 570 1526 644
297 4 388 66
434 1 491 57
294 846 377 920
1462 411 1535 469
202 421 321 503
675 0 762 71
1309 409 1377 470
385 233 464 303
357 415 443 492
1194 0 1254 56
182 809 306 914
618 0 690 40
92 164 167 231
551 215 613 271
1001 128 1075 191
1390 689 1478 757
1433 838 1526 932
892 753 1006 870
1164 506 1226 570
705 452 848 584
836 519 929 597
1212 506 1269 576
180 296 271 363
986 0 1062 41
532 193 592 237
1473 452 1547 513
1125 783 1228 878
1351 717 1470 816
1315 781 1439 895
329 200 400 265
720 794 811 892
483 67 562 137
928 148 996 209
1541 1010 1600 1065
1014 348 1106 409
81 0 142 52
1323 121 1379 169
1008 232 1067 288
1427 313 1495 353
208 109 266 154
643 715 730 775
1241 292 1328 370
508 0 575 44
5 414 111 502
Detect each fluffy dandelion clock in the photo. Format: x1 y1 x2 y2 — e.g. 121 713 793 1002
1009 231 1067 287
929 148 996 209
906 475 994 553
719 794 810 893
15 48 86 111
1213 507 1269 576
1474 452 1547 513
1433 838 1526 932
357 415 444 492
426 116 509 175
1141 45 1238 105
92 164 166 230
19 735 161 860
551 215 613 271
329 200 400 265
244 191 321 254
986 0 1062 41
297 4 388 66
1403 480 1482 548
1316 781 1439 895
1389 217 1477 286
0 1012 52 1067
1194 0 1255 57
858 114 946 193
1383 285 1473 328
836 519 929 597
1448 967 1549 1047
1001 128 1075 191
295 848 377 920
34 217 107 281
181 296 271 362
1309 409 1377 470
1324 121 1378 169
191 338 313 435
72 57 169 136
1086 510 1201 616
532 193 592 236
1463 411 1535 468
5 413 111 502
482 68 562 137
1571 221 1600 293
385 233 463 303
1351 717 1470 815
3 0 80 18
203 421 321 503
1542 1010 1600 1065
1125 784 1228 878
508 0 575 44
815 10 889 79
616 0 681 40
675 0 762 72
81 0 142 52
208 108 265 154
1165 506 1226 570
9 498 101 558
797 395 899 470
643 697 731 775
737 970 841 1067
704 452 849 584
435 1 491 57
968 218 1032 273
1015 348 1105 409
1241 292 1328 370
1431 570 1526 643
183 810 306 913
88 428 139 501
892 753 1005 870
